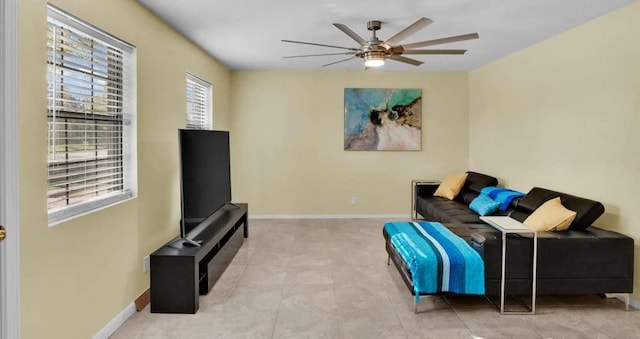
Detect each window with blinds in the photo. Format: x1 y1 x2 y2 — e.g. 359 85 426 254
46 5 137 225
186 74 211 129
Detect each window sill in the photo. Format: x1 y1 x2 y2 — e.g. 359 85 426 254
48 194 137 227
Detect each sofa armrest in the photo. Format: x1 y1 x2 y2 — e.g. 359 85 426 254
414 180 440 198
470 232 486 257
411 180 440 220
513 187 605 230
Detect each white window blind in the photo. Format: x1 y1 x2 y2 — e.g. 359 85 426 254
46 5 137 225
186 74 211 129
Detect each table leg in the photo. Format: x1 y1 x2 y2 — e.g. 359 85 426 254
501 232 506 314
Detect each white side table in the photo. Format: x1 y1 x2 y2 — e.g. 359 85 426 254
411 180 440 220
480 216 537 314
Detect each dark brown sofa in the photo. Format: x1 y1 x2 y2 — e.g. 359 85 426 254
387 171 634 300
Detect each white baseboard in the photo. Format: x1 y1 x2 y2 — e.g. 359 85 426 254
92 302 136 339
250 214 410 220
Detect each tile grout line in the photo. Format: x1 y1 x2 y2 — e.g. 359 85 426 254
381 259 413 338
330 265 344 339
199 245 253 314
516 314 552 339
221 243 253 305
444 296 480 338
268 284 284 339
268 222 299 339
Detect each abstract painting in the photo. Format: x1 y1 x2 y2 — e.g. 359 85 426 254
344 88 422 151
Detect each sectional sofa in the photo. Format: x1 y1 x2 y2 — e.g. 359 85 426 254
385 171 634 307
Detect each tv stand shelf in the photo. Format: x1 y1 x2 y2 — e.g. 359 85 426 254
150 203 248 314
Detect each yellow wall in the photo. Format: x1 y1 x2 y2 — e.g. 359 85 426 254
230 71 469 215
18 0 230 337
469 2 640 299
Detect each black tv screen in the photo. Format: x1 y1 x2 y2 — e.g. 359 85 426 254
179 129 231 237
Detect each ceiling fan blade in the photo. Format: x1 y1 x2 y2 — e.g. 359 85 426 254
401 33 479 50
389 55 423 66
402 49 467 55
281 39 359 51
322 57 357 67
333 23 367 46
284 52 356 59
383 17 434 47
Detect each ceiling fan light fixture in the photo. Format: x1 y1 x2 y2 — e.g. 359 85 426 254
364 52 385 67
282 17 479 68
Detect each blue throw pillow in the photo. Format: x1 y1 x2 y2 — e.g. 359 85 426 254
469 195 501 216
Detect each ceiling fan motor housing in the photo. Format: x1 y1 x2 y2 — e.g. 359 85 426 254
367 20 382 31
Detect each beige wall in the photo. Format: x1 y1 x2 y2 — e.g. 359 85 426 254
230 71 469 215
18 0 230 337
469 2 640 299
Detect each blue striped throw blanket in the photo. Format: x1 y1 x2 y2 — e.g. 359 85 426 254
384 221 485 301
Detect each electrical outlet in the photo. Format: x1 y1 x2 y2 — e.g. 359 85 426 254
143 255 150 273
351 196 357 205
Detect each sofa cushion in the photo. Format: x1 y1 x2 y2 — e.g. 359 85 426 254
510 187 604 230
469 195 501 216
461 171 500 194
454 171 499 205
416 171 502 223
523 197 577 231
434 173 468 200
418 197 483 223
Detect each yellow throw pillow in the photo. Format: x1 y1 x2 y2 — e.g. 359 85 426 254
434 173 468 200
523 197 577 231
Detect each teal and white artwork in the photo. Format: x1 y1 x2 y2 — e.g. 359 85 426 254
344 88 422 151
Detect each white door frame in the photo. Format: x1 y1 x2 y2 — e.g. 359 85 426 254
0 0 21 338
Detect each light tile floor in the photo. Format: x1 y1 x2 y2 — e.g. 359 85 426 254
111 219 639 339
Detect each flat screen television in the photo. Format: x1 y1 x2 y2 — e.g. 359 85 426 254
179 129 232 245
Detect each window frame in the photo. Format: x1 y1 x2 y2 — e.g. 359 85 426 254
46 5 137 226
185 73 212 130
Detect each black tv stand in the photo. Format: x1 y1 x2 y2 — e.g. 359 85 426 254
150 203 248 313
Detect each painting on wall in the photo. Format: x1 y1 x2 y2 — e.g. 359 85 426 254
344 88 422 151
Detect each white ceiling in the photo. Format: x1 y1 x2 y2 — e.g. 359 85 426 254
138 0 635 71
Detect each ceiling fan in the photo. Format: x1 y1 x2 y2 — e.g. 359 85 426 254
282 17 479 68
